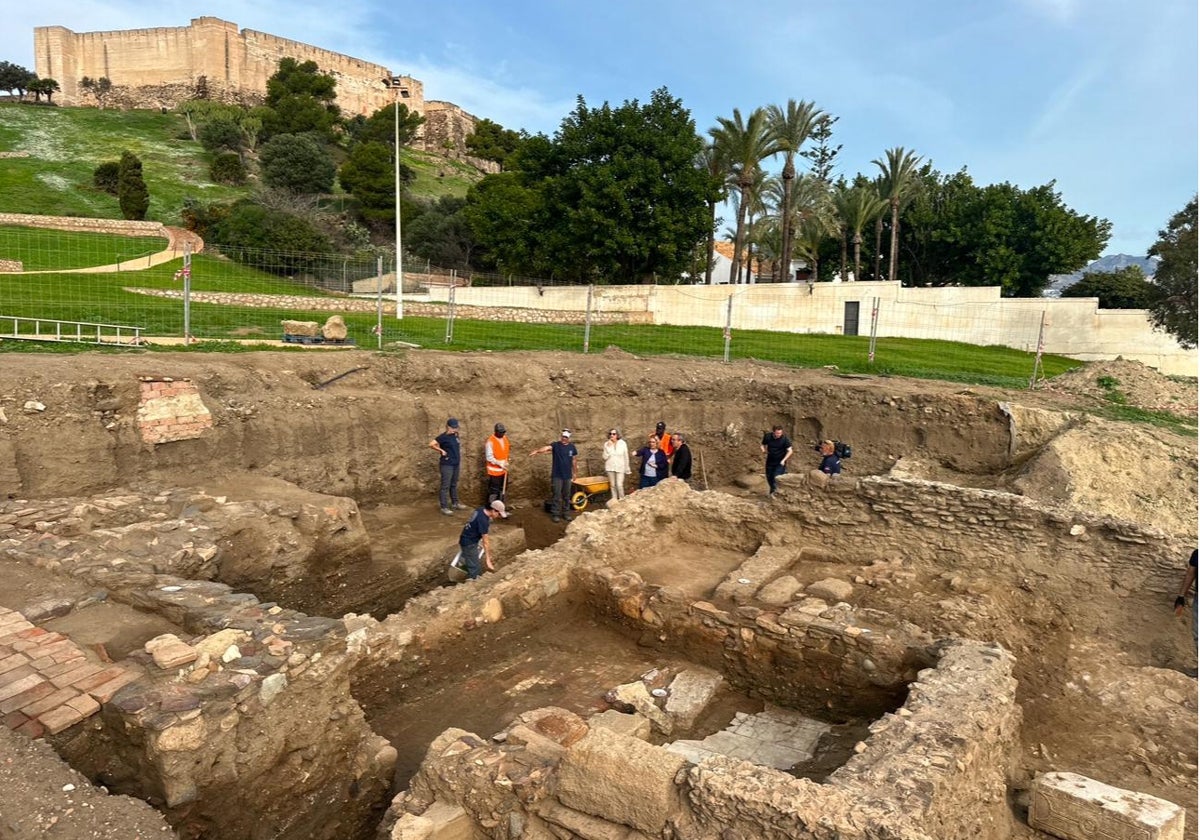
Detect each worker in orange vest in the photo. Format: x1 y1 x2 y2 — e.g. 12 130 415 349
485 423 511 504
653 421 675 457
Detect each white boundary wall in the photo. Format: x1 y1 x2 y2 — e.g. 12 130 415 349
420 281 1197 376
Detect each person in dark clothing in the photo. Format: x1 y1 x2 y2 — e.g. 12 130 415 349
670 433 693 481
530 430 578 522
428 417 465 515
760 425 793 494
458 500 507 579
817 439 842 476
635 436 669 489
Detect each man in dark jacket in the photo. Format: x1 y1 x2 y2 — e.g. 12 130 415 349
670 433 693 482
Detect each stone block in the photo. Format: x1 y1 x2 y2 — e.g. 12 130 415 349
538 801 631 840
281 319 320 337
664 668 723 731
756 574 803 606
421 800 474 840
713 546 799 605
606 681 671 736
390 814 433 840
557 728 687 835
322 315 348 340
1030 771 1184 840
506 724 566 763
193 629 251 660
589 710 651 741
806 578 854 603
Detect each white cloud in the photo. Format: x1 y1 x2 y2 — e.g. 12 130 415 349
1015 0 1082 24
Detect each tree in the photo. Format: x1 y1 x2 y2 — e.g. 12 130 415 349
259 133 336 195
199 118 245 155
209 153 247 185
339 140 413 226
27 77 59 104
462 172 543 272
0 62 35 100
79 76 113 109
465 118 525 169
1147 197 1197 347
93 161 121 195
873 147 923 282
766 100 823 285
1062 266 1158 309
406 196 476 268
836 183 886 282
519 88 715 283
260 58 340 139
710 108 778 284
212 200 332 274
695 141 732 284
346 103 425 149
117 151 149 220
799 114 842 183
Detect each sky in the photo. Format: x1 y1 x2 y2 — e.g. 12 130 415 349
4 0 1197 256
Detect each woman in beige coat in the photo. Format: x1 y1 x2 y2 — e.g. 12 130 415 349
602 428 631 501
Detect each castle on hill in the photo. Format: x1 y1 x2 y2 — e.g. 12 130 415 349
33 17 481 157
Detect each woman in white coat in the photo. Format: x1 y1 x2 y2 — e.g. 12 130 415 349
602 428 631 501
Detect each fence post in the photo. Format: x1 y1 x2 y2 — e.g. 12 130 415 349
583 284 594 353
868 296 880 363
722 293 734 363
375 255 383 349
445 271 456 344
182 243 191 343
1029 310 1047 389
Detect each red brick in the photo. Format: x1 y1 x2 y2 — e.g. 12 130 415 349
27 656 54 670
9 639 36 652
0 680 54 715
0 674 45 703
14 718 44 739
14 627 47 640
31 640 76 660
72 667 127 694
20 687 77 717
51 650 85 665
38 704 84 734
65 693 100 717
2 710 28 730
41 659 87 678
50 663 102 689
0 654 29 676
87 672 140 704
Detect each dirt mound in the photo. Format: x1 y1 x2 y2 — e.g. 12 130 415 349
1012 416 1198 537
1044 358 1197 415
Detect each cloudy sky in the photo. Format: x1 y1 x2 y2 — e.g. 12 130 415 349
4 0 1196 254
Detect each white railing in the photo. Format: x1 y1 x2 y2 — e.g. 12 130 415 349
0 315 143 346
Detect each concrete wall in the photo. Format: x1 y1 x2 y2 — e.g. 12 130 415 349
419 281 1197 375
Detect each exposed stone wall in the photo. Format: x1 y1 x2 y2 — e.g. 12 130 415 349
420 100 477 156
0 212 167 237
386 639 1020 840
34 18 407 116
771 473 1185 596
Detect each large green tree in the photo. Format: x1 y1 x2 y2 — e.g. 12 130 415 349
346 103 425 148
1062 266 1158 309
259 133 336 195
338 140 413 226
464 118 525 169
516 87 715 283
117 151 149 220
1147 197 1197 347
213 200 332 273
260 58 340 139
462 171 543 273
405 196 476 269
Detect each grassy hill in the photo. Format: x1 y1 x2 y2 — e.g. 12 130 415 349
0 103 481 225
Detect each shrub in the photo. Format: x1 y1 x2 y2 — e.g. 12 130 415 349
117 151 149 221
209 153 247 185
92 161 120 195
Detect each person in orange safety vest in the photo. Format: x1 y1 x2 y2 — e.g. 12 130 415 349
485 423 511 504
653 420 674 457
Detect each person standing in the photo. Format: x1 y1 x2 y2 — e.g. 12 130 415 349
761 425 793 495
653 421 675 457
530 430 578 523
635 436 669 489
429 417 466 515
485 423 510 505
670 433 693 482
458 499 508 579
602 428 631 501
817 440 843 476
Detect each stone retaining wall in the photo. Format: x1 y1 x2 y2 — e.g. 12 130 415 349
0 213 167 238
773 473 1185 595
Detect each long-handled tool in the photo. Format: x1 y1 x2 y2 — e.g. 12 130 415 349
700 449 709 490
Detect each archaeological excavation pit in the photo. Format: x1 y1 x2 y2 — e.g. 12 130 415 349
0 350 1193 840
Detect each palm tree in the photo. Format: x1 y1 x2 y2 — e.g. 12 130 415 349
872 147 922 282
765 172 831 281
695 142 732 285
710 108 778 284
766 100 823 283
835 185 887 282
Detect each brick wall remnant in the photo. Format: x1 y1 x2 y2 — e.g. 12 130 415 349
136 377 213 444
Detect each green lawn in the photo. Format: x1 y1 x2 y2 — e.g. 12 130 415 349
0 225 167 270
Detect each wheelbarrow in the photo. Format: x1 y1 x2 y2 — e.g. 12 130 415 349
570 475 611 511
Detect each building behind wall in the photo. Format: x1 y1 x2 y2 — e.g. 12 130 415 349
32 17 484 157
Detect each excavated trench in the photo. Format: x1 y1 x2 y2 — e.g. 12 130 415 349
0 350 1193 840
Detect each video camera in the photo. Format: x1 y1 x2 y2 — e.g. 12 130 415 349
814 440 853 459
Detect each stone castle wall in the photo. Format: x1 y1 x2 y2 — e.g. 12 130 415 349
32 17 480 153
